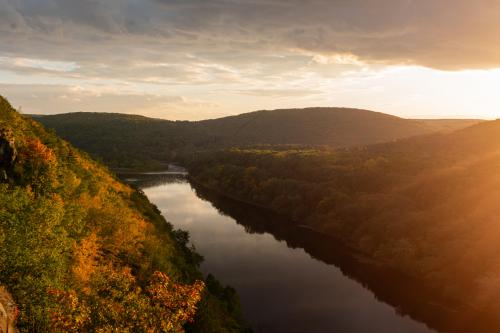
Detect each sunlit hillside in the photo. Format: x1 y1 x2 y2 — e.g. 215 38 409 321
0 96 248 332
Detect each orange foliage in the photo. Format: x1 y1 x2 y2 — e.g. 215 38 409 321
48 268 205 333
72 232 99 286
15 137 58 192
22 138 56 165
77 192 104 210
147 271 205 331
47 289 90 332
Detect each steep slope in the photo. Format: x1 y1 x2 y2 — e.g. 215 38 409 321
33 108 477 169
186 120 500 329
0 96 248 332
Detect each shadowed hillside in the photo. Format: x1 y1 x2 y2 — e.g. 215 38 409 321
33 108 479 169
185 119 500 331
198 108 434 146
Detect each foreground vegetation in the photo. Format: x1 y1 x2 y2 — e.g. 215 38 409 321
185 122 500 317
0 96 249 332
33 108 478 169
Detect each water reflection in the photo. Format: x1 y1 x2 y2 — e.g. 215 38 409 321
189 182 482 333
132 174 440 333
194 181 500 333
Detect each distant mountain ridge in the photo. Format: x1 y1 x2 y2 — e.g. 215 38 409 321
33 107 482 169
199 107 433 146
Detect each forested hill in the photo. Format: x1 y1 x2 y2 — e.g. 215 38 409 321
33 108 480 169
198 108 477 145
0 96 249 332
186 119 500 329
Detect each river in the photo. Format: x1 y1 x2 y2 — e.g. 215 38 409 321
135 174 437 333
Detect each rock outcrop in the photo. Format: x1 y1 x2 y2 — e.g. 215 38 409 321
0 128 16 180
0 287 17 333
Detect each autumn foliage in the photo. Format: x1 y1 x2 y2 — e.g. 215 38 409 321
0 96 224 332
48 268 204 333
147 271 205 331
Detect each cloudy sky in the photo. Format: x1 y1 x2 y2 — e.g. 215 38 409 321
1 0 500 120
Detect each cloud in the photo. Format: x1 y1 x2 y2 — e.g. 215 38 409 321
1 0 499 71
232 88 321 98
0 0 499 119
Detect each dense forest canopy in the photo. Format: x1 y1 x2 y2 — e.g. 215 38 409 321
33 108 480 169
0 96 249 332
24 102 498 328
185 120 500 322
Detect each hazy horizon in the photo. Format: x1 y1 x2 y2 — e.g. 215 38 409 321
26 106 490 122
1 0 500 120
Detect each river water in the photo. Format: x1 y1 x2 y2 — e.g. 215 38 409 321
138 175 437 333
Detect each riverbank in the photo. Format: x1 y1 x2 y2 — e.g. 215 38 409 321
186 175 500 333
111 162 185 174
120 167 500 333
142 176 436 333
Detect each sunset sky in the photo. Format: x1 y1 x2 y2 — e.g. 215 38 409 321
1 0 500 120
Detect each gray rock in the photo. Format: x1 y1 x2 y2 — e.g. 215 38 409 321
0 128 16 179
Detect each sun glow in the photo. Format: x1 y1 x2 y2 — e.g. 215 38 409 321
321 66 500 119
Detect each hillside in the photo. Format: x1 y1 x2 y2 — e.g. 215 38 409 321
199 108 431 146
0 96 249 332
417 119 483 133
33 108 478 169
198 108 479 145
185 120 500 328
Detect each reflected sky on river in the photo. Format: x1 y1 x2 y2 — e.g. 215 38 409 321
143 179 436 333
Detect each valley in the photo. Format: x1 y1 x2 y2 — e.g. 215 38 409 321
2 1 499 332
2 95 499 332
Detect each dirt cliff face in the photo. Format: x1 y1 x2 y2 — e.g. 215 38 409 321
0 287 17 333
